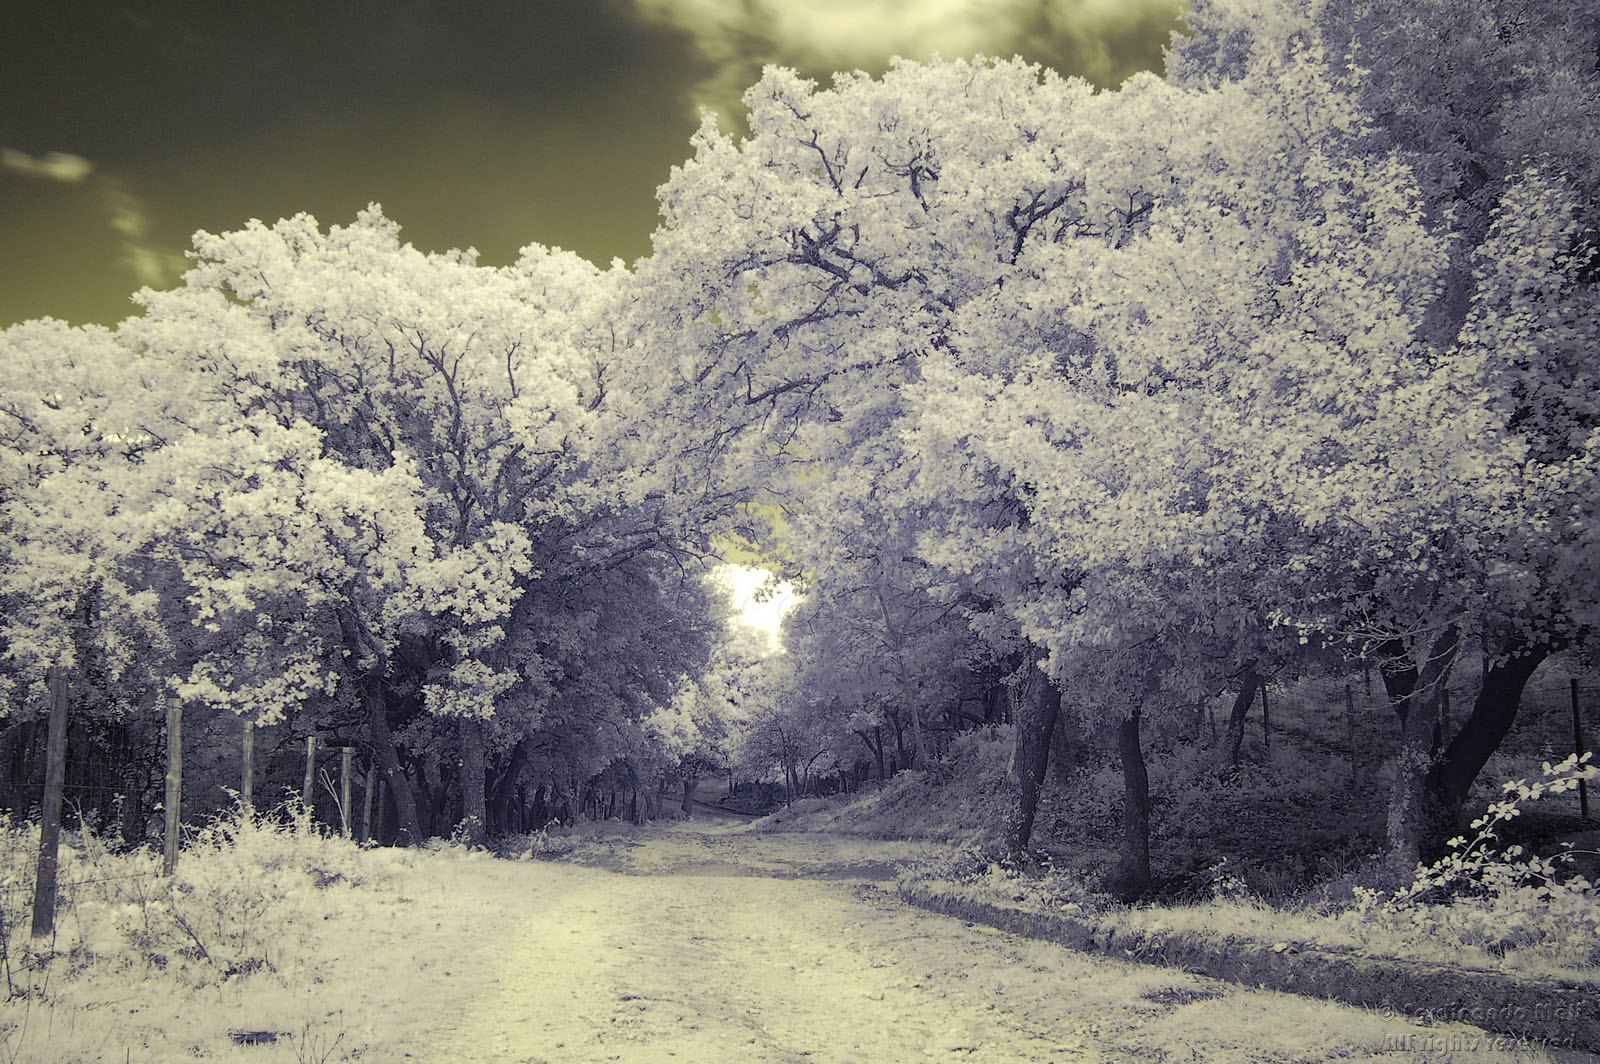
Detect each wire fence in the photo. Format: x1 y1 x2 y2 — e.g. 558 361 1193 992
0 869 163 903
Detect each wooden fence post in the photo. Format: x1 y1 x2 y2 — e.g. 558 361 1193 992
1344 683 1358 789
162 698 182 877
1260 683 1270 754
340 747 353 838
375 778 387 845
30 666 70 936
241 719 254 814
360 762 376 843
302 734 317 818
1574 679 1590 821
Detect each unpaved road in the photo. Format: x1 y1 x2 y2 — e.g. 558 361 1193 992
398 822 1554 1063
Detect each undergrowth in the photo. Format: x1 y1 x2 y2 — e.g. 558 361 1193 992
754 728 1013 848
0 806 384 1061
1340 753 1600 973
899 754 1600 981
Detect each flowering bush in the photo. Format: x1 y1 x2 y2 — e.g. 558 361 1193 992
1349 754 1600 969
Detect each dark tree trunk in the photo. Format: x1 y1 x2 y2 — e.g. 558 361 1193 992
1223 661 1260 768
1106 708 1152 901
377 777 392 846
364 673 422 845
856 729 885 784
681 776 698 817
1386 629 1459 873
420 748 450 836
986 681 1006 726
1005 664 1060 854
1427 643 1549 844
458 717 487 846
1049 702 1085 784
1378 637 1421 724
531 782 549 828
31 668 70 936
489 740 528 835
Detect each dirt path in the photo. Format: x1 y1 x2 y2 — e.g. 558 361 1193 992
397 823 1551 1063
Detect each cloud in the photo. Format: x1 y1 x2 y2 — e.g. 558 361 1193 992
101 179 185 289
3 150 184 291
1 148 95 183
626 0 1183 119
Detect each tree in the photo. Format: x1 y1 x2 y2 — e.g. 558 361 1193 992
908 0 1599 877
120 207 734 843
639 57 1120 846
1166 0 1600 865
0 319 182 837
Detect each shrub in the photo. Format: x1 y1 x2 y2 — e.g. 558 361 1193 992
114 808 379 983
1346 754 1600 971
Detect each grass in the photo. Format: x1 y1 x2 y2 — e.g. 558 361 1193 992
0 807 512 1063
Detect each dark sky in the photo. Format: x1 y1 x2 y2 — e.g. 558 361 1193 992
1 0 1183 328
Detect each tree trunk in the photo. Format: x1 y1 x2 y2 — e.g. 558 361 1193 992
489 740 528 835
162 698 182 877
340 746 353 838
419 748 445 836
1106 708 1152 901
1389 686 1444 875
1428 643 1549 838
364 673 422 845
532 782 550 828
241 720 255 813
376 778 390 845
302 734 317 817
907 702 928 770
856 729 884 784
31 667 70 936
1223 662 1259 768
1260 683 1271 753
1386 628 1459 874
1004 664 1060 854
681 775 698 817
891 714 909 777
458 717 487 846
1378 637 1420 724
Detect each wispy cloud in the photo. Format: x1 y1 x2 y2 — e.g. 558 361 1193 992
1 148 95 183
102 178 185 289
5 146 184 291
626 0 1182 119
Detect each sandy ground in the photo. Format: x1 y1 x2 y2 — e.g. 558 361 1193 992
390 819 1561 1064
5 816 1575 1062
